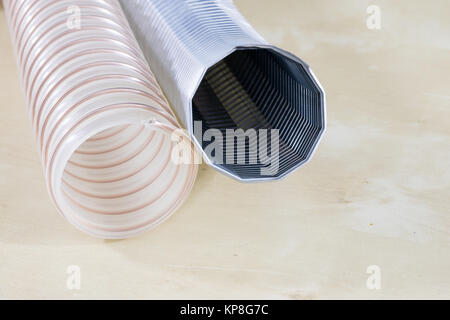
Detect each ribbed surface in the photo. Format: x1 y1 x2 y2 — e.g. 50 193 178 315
120 0 325 181
193 48 323 179
4 0 198 238
120 0 265 128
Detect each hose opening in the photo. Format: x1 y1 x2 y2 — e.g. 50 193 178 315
192 48 324 181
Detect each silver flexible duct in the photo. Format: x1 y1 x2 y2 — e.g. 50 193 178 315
120 0 326 181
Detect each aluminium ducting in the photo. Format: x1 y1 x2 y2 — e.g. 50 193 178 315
120 0 326 182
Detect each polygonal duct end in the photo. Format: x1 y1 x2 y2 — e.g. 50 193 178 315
192 47 325 181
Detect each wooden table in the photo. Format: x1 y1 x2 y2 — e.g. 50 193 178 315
0 0 448 299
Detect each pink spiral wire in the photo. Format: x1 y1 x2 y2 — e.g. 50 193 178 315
3 0 198 238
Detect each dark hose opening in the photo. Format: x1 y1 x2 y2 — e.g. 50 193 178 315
192 48 324 180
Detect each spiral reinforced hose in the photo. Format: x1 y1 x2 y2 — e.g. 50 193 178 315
120 0 326 181
3 0 198 238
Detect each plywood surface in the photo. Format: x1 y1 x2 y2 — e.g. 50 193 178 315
0 0 449 299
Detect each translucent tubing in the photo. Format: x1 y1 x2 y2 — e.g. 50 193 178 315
3 0 198 238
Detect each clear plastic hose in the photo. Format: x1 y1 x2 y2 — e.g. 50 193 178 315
3 0 198 238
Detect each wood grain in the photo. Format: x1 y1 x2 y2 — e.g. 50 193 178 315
0 0 448 299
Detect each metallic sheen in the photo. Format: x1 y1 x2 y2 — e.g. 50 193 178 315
120 0 326 181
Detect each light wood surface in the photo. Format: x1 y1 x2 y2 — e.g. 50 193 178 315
0 0 449 299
